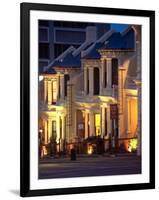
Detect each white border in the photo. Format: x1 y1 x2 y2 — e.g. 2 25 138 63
30 10 150 190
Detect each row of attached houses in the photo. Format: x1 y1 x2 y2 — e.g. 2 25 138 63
38 24 141 157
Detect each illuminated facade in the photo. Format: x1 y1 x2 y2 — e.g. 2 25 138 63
38 25 141 156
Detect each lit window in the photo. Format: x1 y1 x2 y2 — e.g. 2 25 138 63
95 114 101 136
64 74 70 97
112 58 118 86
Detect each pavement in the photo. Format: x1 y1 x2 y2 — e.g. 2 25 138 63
39 153 141 179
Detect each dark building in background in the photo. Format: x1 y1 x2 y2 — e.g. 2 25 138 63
39 20 111 71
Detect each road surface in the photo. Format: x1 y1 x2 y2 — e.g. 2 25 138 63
39 155 141 179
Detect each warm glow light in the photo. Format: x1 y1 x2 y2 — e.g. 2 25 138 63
41 146 48 158
128 98 138 136
95 114 100 136
39 128 43 133
39 75 44 81
128 138 138 152
88 145 93 155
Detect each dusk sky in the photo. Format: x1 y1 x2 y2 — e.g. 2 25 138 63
111 24 129 32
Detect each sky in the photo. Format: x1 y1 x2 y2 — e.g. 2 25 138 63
111 24 129 32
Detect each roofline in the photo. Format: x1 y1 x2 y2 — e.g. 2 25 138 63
82 29 115 58
44 45 76 72
121 25 133 36
39 73 57 76
81 58 101 61
54 66 81 69
98 48 135 52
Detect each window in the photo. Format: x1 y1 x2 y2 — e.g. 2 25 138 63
95 114 101 136
39 28 49 42
105 108 107 136
54 21 94 28
94 67 99 95
112 58 118 86
52 121 56 139
64 74 70 97
87 68 89 94
55 30 85 44
104 60 107 88
39 43 49 59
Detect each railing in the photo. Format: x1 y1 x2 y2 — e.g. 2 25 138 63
39 136 138 158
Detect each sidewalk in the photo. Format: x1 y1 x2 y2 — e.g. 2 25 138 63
39 152 137 164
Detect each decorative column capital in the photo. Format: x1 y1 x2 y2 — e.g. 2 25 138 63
48 79 52 83
61 114 66 119
48 116 53 121
106 57 112 62
44 77 48 82
60 74 64 77
119 66 126 71
100 58 106 62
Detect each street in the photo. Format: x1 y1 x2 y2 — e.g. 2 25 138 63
39 154 141 179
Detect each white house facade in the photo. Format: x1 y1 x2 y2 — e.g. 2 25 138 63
38 25 141 157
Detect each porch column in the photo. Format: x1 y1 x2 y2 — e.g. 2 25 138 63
106 58 112 90
90 112 95 136
56 75 60 100
47 117 52 143
52 80 56 103
118 61 126 138
44 119 48 144
85 112 89 139
107 104 112 136
61 115 66 150
84 67 88 95
100 59 104 94
101 106 105 137
89 67 94 96
60 74 65 100
56 113 60 143
47 80 52 105
44 78 48 104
